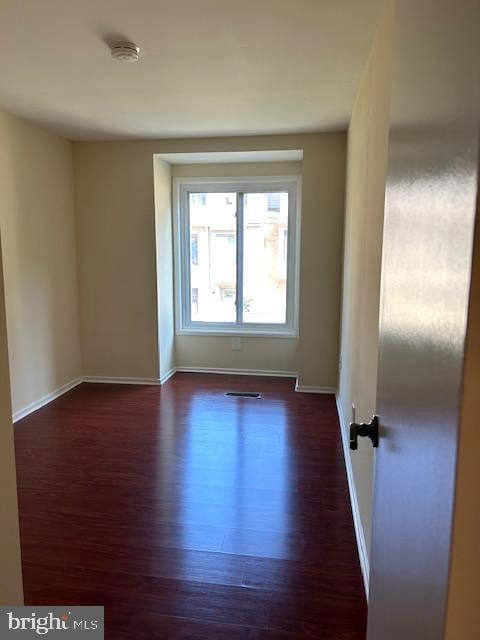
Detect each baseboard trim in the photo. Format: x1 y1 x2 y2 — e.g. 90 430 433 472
336 394 370 599
175 366 297 378
295 380 336 394
159 368 176 385
13 377 83 423
13 371 178 422
13 368 338 423
82 376 161 385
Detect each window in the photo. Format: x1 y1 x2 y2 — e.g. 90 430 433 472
174 177 300 336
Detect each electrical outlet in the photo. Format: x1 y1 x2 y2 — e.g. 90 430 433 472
339 356 342 372
232 337 241 351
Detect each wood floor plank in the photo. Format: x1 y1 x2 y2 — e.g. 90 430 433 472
15 373 367 639
22 565 271 629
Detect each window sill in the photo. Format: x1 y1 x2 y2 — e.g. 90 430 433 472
176 329 298 339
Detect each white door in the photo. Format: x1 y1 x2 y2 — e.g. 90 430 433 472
367 1 480 638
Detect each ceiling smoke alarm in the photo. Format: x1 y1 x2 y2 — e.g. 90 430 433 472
110 41 140 62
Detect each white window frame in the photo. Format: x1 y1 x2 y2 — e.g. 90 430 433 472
173 175 301 338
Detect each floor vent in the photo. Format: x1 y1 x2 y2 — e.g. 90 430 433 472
225 391 261 399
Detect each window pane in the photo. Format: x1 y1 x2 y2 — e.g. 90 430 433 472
242 192 288 324
189 192 237 322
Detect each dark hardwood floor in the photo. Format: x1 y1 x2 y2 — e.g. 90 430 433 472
14 373 366 638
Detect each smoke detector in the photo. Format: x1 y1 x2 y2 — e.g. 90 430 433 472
110 41 140 62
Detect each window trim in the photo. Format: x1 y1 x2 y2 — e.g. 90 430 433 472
173 175 301 338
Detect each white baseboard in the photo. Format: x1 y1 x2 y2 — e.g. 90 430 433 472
175 366 297 378
295 379 336 394
159 368 176 384
336 394 370 599
83 370 177 385
13 377 83 423
13 371 178 422
82 376 161 385
13 368 338 424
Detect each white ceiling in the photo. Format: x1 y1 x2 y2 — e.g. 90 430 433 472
0 0 382 141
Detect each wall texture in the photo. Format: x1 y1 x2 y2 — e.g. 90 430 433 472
337 2 393 570
0 231 23 603
74 140 160 380
73 134 345 387
0 110 82 416
175 334 298 374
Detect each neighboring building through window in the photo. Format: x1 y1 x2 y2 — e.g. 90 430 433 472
175 177 300 336
282 228 288 263
267 192 281 212
191 193 207 207
191 287 199 314
191 234 199 265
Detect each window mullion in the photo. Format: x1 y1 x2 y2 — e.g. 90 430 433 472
236 192 244 325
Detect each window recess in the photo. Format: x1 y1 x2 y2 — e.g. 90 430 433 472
174 177 300 337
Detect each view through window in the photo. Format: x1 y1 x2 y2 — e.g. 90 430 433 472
189 192 237 322
177 179 299 335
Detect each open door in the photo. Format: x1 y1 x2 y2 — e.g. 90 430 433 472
367 1 480 638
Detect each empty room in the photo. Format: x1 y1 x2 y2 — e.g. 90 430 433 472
0 1 479 639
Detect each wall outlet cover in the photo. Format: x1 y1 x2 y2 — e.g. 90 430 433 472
232 337 241 350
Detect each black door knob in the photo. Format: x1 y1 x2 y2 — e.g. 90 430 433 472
349 416 379 450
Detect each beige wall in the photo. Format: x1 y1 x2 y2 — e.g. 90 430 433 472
175 335 298 373
0 231 23 603
171 161 302 179
73 134 345 387
172 161 301 373
338 2 393 563
298 141 345 387
74 141 160 380
153 158 175 380
0 111 82 416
